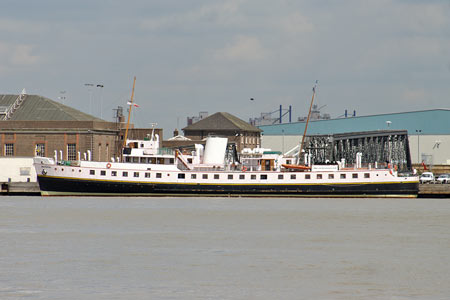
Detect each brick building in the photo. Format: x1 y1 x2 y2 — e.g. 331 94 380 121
0 93 161 162
182 112 262 152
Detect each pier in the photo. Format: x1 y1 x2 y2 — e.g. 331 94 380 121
0 182 40 196
419 184 450 198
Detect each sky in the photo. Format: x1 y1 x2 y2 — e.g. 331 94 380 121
1 0 449 138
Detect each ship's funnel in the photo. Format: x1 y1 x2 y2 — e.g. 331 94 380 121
203 137 228 165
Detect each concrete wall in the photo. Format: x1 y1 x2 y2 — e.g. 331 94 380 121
409 135 450 165
0 157 36 182
261 135 301 155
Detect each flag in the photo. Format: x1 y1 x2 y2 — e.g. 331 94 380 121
127 101 139 107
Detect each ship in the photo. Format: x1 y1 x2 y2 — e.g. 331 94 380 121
33 78 419 197
33 134 419 197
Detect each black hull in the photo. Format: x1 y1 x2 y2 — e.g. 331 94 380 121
37 175 419 197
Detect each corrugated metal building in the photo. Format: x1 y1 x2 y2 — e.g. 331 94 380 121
259 109 450 165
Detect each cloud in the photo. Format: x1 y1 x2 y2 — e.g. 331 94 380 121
140 0 243 32
0 43 40 71
402 89 426 102
11 45 40 65
279 12 314 35
213 35 268 62
0 19 46 34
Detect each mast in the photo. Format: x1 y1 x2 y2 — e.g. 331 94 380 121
297 80 318 164
123 76 136 147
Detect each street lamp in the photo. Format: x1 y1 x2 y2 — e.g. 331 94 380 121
85 83 104 117
415 129 422 163
96 84 104 119
84 83 94 115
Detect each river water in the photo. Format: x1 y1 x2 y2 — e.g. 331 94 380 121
0 196 449 299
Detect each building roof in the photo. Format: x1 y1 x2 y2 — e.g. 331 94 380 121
259 109 450 135
183 112 262 133
0 94 103 121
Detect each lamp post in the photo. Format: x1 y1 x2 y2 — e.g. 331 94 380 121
84 83 94 115
415 129 422 163
96 84 104 119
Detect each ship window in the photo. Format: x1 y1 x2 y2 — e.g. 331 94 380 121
90 170 95 175
188 158 192 163
111 171 117 176
191 174 196 179
239 174 245 180
157 158 164 164
133 157 139 163
352 173 358 179
150 158 156 164
202 174 208 179
214 174 220 179
125 157 131 162
328 174 334 179
134 172 139 177
251 175 256 180
305 174 310 179
228 174 233 180
145 173 151 178
140 158 146 163
156 173 162 178
100 170 106 176
290 174 296 180
317 174 322 179
260 174 267 180
340 174 346 179
278 174 284 179
364 173 370 178
170 158 174 164
286 160 291 164
178 173 185 179
123 172 128 177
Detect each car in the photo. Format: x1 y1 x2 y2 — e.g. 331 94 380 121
436 174 450 184
419 172 434 184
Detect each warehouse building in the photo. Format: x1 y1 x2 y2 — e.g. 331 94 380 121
259 109 450 166
0 92 161 162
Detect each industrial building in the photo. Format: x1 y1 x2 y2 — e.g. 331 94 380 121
0 92 162 162
258 109 450 166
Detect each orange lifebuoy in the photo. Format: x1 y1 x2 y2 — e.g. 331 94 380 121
106 162 112 169
242 166 247 172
